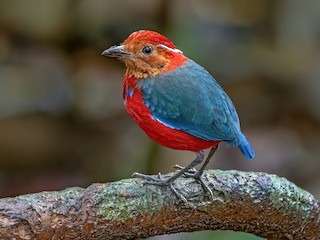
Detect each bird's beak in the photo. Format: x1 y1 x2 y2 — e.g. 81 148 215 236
102 45 132 58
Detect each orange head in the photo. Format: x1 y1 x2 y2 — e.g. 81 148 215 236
102 30 187 79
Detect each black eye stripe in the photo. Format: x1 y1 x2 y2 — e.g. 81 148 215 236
142 46 153 55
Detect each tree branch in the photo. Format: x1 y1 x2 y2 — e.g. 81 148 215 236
0 170 319 240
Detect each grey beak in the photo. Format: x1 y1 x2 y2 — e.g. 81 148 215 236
102 45 131 58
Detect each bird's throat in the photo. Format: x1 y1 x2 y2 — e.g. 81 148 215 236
123 52 188 79
124 59 166 79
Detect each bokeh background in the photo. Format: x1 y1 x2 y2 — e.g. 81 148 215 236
0 0 319 239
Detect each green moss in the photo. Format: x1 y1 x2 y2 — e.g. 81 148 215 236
99 178 166 221
98 171 318 222
269 175 315 218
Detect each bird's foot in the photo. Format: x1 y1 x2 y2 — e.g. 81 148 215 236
173 164 198 177
173 164 214 200
132 172 188 204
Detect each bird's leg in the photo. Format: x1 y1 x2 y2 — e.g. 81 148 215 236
174 146 217 176
195 146 218 176
133 150 205 184
165 150 206 183
132 150 205 202
173 146 218 199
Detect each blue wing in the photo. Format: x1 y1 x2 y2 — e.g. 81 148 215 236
138 60 254 159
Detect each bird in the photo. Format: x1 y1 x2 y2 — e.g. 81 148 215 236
102 30 254 201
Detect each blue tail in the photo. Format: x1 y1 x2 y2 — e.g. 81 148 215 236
237 132 255 160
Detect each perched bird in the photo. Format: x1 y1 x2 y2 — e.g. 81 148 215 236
102 30 254 200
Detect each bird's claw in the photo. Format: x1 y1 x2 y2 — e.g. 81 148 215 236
132 172 188 203
173 164 197 176
171 165 214 201
132 172 165 183
168 182 188 204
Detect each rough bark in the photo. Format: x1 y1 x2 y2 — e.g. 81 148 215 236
0 170 319 240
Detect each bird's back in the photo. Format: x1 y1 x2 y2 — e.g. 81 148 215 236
138 60 254 159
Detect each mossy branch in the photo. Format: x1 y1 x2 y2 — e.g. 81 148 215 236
0 170 319 240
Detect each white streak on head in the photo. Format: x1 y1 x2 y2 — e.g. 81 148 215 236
158 44 183 53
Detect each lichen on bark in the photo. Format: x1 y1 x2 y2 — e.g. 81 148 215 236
0 170 319 240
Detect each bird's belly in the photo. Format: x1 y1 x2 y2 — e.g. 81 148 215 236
125 91 219 152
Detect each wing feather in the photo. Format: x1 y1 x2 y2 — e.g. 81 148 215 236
138 60 241 142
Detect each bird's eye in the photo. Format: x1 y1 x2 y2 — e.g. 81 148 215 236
142 46 153 55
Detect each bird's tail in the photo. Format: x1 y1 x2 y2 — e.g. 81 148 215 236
236 132 255 160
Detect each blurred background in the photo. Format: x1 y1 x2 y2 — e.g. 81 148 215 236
0 0 319 239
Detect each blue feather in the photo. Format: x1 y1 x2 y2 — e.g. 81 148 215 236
124 87 134 106
128 87 134 97
138 60 254 160
227 132 255 160
239 141 255 160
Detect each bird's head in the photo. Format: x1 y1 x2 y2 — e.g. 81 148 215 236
102 30 187 79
